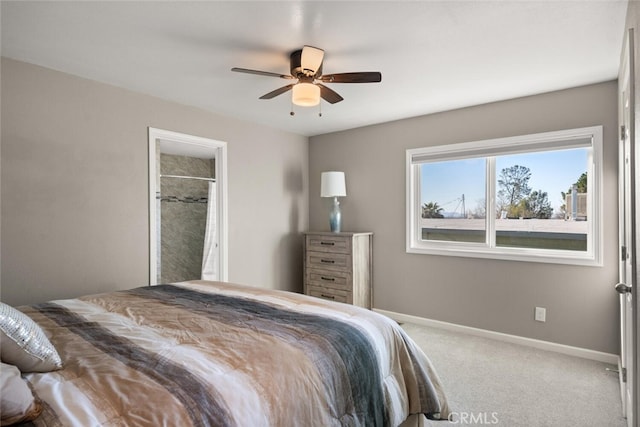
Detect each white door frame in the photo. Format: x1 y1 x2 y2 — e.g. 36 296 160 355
618 28 637 427
148 127 228 284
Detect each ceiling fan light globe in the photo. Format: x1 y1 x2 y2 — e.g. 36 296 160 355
292 83 320 106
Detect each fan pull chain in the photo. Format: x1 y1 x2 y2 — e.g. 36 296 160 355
319 101 322 117
290 99 295 116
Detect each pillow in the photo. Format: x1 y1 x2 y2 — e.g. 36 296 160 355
0 303 62 373
0 362 42 425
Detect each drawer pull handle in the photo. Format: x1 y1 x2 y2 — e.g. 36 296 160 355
320 259 335 264
320 241 335 246
320 294 335 300
321 276 335 281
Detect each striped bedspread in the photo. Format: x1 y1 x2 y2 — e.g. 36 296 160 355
19 281 449 426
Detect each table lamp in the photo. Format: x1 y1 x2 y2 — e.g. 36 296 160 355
321 171 347 233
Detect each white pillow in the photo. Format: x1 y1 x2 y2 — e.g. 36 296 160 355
0 303 62 373
0 362 42 425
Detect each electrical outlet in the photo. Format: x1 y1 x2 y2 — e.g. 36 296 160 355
535 307 546 322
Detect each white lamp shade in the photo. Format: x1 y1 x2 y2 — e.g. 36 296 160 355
321 171 346 197
292 83 320 106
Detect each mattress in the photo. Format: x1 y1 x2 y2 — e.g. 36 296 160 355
18 280 449 426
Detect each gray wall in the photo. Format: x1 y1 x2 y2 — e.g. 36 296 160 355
309 82 619 354
1 58 309 306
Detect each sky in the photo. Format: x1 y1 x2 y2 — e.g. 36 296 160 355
421 147 589 216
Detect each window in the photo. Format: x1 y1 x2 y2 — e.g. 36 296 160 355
406 126 603 266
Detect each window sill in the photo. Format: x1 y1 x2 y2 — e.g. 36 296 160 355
406 244 602 267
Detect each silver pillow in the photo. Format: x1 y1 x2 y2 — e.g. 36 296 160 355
0 303 62 373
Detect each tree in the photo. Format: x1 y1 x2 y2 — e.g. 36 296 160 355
574 172 587 193
472 198 486 219
526 190 553 219
497 165 532 216
498 165 532 207
507 190 553 219
560 172 587 217
422 202 444 218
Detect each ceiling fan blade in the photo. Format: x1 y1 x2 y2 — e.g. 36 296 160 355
231 67 294 79
259 84 295 100
319 72 382 83
317 84 344 104
301 45 324 75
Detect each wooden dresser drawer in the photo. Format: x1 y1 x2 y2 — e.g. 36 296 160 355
303 232 372 309
307 270 351 290
306 234 351 254
306 285 350 304
306 251 350 271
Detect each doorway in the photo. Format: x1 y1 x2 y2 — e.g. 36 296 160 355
148 128 228 284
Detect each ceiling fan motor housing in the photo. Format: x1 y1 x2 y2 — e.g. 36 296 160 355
290 49 322 78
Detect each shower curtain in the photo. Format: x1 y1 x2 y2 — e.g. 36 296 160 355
201 181 217 280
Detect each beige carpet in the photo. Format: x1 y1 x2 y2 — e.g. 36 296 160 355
401 322 627 427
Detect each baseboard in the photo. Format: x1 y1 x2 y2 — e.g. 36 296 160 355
374 308 618 365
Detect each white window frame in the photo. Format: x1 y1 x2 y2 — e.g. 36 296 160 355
406 126 603 266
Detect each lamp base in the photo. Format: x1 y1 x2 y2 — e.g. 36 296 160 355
329 197 342 233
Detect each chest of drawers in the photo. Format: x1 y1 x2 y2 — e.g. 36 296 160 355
303 232 373 308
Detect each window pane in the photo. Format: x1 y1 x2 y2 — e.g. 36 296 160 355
420 158 486 243
494 148 589 251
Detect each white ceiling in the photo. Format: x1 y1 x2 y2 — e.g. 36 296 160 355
1 1 629 137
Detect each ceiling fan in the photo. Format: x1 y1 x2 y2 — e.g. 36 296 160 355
231 45 382 108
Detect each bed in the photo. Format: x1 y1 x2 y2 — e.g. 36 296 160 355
1 280 449 426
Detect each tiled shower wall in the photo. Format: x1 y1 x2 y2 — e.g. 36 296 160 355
159 153 215 283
